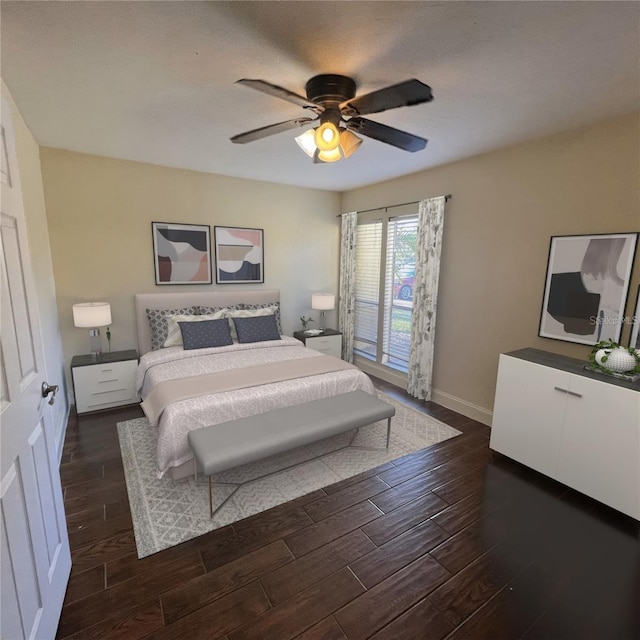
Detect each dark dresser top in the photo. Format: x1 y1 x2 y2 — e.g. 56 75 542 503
505 348 640 392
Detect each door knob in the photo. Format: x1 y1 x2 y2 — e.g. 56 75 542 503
41 382 59 405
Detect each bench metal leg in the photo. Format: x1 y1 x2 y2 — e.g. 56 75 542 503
195 460 215 519
386 417 391 448
209 476 213 518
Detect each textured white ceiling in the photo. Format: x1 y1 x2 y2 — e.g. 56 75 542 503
2 1 639 191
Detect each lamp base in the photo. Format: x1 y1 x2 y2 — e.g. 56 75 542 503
89 329 102 356
319 311 326 332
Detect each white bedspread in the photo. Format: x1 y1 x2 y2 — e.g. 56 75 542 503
135 336 376 477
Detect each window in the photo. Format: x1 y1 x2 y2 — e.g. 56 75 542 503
354 210 418 373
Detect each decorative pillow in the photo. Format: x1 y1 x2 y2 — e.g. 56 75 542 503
233 314 281 344
197 303 243 315
146 307 197 350
225 306 281 341
242 302 282 333
164 312 226 347
178 318 233 350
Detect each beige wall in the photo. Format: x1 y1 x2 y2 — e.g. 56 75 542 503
39 113 640 418
2 81 69 451
342 112 640 420
39 149 341 392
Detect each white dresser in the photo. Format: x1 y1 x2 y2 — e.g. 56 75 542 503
293 329 343 359
490 348 640 520
71 349 139 414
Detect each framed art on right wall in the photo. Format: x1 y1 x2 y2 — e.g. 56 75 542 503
538 232 638 345
629 284 640 350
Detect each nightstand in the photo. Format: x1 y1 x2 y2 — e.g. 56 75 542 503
293 329 343 359
71 349 139 414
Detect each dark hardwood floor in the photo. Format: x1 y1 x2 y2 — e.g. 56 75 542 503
56 378 639 640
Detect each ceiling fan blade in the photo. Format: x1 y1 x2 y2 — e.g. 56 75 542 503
231 117 316 144
236 79 322 111
340 79 433 116
347 117 427 152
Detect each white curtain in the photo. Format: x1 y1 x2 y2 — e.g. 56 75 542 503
407 196 446 400
338 211 358 362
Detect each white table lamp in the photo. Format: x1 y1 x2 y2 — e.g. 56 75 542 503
73 302 111 356
311 293 335 331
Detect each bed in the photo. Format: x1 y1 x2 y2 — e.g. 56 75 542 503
134 290 376 479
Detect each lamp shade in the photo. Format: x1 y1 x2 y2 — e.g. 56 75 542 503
339 129 363 158
311 293 335 311
317 147 341 163
314 122 340 151
73 302 111 328
295 129 317 158
296 127 364 163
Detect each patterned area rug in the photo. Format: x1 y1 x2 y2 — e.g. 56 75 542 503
117 392 461 558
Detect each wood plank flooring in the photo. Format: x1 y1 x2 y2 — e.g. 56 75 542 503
56 378 639 640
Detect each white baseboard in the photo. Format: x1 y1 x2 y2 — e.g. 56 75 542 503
430 388 493 426
354 357 409 389
354 357 493 426
55 402 70 466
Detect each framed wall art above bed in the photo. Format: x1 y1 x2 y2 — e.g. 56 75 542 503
214 226 264 284
152 222 212 285
538 232 638 345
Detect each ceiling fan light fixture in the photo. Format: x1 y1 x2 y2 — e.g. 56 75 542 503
317 147 342 163
233 74 433 159
314 122 340 151
295 129 317 157
339 129 363 158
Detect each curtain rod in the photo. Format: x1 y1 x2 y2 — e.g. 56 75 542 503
337 194 452 217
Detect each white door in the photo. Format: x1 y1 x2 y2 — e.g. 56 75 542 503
1 97 71 638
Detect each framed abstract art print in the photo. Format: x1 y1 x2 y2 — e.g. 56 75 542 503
214 226 264 284
538 232 638 345
152 222 212 285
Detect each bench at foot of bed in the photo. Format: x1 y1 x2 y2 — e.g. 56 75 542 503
187 390 395 517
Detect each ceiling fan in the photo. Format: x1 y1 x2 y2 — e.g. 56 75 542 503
230 74 433 163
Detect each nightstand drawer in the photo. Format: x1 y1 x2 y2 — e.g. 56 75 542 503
304 334 342 358
75 360 134 386
75 386 137 413
72 358 138 413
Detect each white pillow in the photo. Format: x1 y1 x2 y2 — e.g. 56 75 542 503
225 307 279 342
164 312 226 347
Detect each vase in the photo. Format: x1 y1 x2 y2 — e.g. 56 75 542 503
595 347 636 373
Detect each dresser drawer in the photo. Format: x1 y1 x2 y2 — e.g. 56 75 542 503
72 358 138 413
304 334 342 358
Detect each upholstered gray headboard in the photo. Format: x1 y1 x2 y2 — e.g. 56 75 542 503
134 289 280 355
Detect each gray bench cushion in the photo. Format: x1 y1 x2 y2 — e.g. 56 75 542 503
188 390 395 476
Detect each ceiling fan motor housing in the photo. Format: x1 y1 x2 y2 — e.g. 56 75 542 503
306 74 356 105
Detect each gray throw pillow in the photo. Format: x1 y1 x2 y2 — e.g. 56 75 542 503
178 318 233 350
233 314 281 343
146 307 197 350
242 302 282 333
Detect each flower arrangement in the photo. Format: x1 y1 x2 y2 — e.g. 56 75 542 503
300 316 314 331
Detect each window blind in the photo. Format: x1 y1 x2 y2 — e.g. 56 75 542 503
383 215 418 368
354 220 382 360
354 212 418 371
